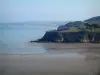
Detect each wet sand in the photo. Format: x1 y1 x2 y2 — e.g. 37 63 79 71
0 43 100 75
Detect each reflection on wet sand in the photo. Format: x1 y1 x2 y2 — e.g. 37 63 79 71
0 43 100 75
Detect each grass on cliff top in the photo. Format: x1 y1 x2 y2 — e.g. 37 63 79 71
95 28 100 32
60 28 100 32
65 29 81 32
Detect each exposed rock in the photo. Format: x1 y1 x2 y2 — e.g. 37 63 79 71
88 32 100 43
62 31 86 43
37 30 64 43
31 30 87 43
30 30 100 43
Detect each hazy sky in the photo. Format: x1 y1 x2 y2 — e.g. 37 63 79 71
0 0 100 22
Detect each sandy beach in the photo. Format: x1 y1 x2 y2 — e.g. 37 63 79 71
0 43 100 75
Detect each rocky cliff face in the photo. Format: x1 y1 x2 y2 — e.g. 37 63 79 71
61 31 85 43
31 30 85 43
30 30 100 43
88 32 100 43
35 30 63 43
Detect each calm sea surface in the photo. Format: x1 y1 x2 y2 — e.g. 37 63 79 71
0 22 66 54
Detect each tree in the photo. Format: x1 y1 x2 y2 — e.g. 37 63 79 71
92 24 100 31
84 23 91 43
84 23 92 32
84 23 100 43
91 24 100 42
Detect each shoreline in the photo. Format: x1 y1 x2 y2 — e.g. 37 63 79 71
1 43 100 55
0 43 100 75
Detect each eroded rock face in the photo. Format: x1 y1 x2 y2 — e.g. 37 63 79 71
62 31 85 43
30 30 86 43
88 32 100 43
37 30 63 42
30 30 100 43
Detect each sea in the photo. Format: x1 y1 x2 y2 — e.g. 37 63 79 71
0 21 67 54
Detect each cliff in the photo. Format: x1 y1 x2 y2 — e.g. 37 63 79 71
30 30 100 43
30 16 100 43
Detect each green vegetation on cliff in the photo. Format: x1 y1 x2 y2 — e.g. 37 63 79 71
60 28 81 32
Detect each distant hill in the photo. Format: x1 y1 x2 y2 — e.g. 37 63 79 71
57 16 100 31
65 21 84 27
64 16 100 28
84 16 100 24
57 21 85 31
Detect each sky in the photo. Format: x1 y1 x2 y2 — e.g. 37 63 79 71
0 0 100 22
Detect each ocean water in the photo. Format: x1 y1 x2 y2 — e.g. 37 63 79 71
0 22 66 54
